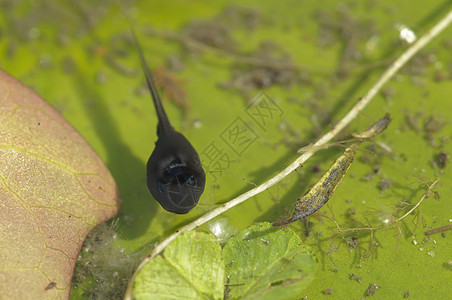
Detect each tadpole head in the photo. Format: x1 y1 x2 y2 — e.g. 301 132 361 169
146 131 206 214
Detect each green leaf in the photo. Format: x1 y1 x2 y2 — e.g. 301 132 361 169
223 223 317 300
133 231 224 300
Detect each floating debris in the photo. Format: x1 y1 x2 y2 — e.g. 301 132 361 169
347 236 359 248
322 288 333 295
424 115 445 133
436 151 449 169
378 178 393 192
366 283 381 296
182 19 236 51
217 4 265 31
314 5 378 79
220 41 301 97
349 273 362 283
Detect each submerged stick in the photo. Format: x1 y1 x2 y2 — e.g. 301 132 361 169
425 224 452 236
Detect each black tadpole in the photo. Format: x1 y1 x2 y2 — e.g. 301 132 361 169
131 31 206 214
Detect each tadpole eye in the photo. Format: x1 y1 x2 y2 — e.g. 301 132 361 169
166 162 197 187
168 163 184 176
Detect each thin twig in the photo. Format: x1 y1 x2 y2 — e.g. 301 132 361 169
396 178 439 222
319 177 437 260
327 178 439 236
124 9 452 299
425 224 452 236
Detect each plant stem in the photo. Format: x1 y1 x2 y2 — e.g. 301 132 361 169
396 179 439 223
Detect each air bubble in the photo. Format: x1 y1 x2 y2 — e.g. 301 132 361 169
207 217 238 244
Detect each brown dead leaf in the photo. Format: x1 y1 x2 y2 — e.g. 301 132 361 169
0 69 120 299
273 145 357 226
274 114 391 226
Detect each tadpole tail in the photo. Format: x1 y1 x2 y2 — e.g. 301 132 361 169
131 29 172 135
